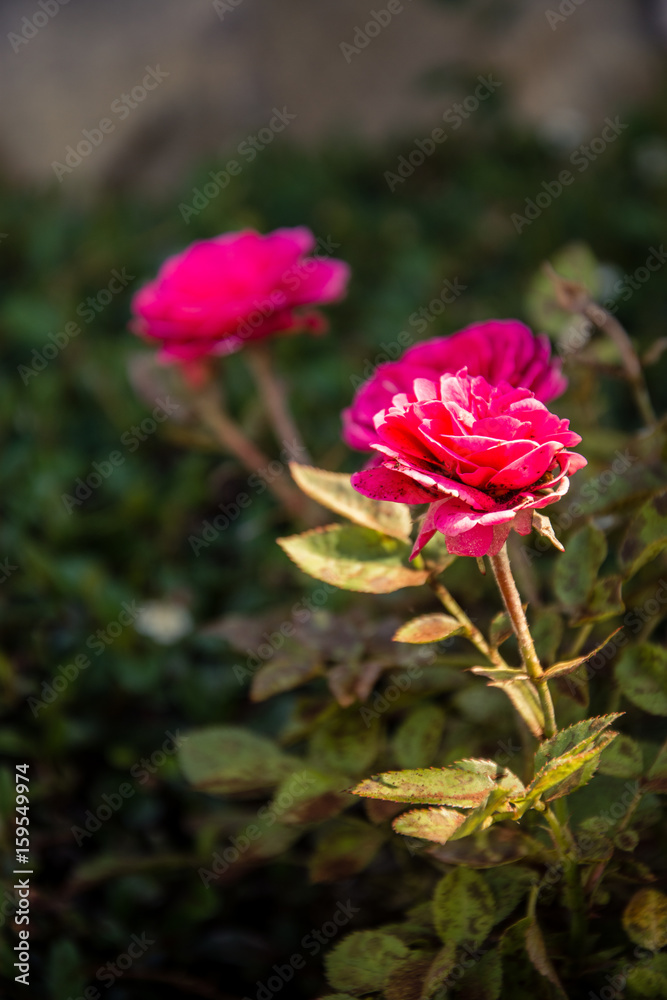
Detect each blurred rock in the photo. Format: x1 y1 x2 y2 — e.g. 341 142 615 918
0 0 664 194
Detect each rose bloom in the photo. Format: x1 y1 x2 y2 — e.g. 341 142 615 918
343 320 567 451
130 227 349 372
351 369 586 558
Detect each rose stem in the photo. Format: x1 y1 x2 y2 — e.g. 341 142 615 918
245 344 311 464
489 543 557 739
191 383 307 521
429 578 505 668
545 263 657 429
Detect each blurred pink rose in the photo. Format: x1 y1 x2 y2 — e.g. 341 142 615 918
351 369 586 558
343 320 567 451
130 227 349 375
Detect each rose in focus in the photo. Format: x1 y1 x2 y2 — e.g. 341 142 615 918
351 369 586 558
130 227 350 372
343 320 567 450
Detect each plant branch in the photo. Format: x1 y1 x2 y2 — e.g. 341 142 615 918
545 263 657 428
245 344 311 463
429 577 507 668
489 544 557 738
190 383 307 521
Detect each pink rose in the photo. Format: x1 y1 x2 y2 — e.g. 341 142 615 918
343 320 567 451
130 227 350 370
351 369 586 558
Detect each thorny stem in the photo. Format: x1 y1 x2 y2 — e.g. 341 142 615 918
190 383 307 521
429 577 505 668
489 544 557 739
245 344 311 463
545 263 657 429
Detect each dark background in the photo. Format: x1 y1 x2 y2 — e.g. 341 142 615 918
1 1 667 997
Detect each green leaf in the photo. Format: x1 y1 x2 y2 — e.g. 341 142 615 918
393 705 446 768
535 714 623 771
428 825 533 868
393 613 464 644
528 731 618 802
179 726 295 795
249 650 323 701
484 676 545 739
457 948 502 999
484 867 535 925
456 758 526 803
570 575 625 626
289 463 412 541
615 644 667 716
351 765 495 808
626 954 667 999
599 734 643 779
384 953 433 1000
421 942 459 998
310 707 381 776
526 241 600 336
269 768 353 824
490 609 513 647
392 806 468 844
432 868 495 947
309 817 384 883
325 931 409 994
554 524 607 611
278 524 429 593
620 489 667 578
543 629 623 680
623 889 667 951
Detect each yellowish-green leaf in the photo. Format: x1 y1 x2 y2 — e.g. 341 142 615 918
432 868 494 947
615 643 667 716
289 462 412 541
392 806 468 844
620 489 667 579
278 523 428 593
179 726 295 795
623 889 667 951
393 613 464 644
351 765 495 808
393 704 446 768
325 931 409 994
